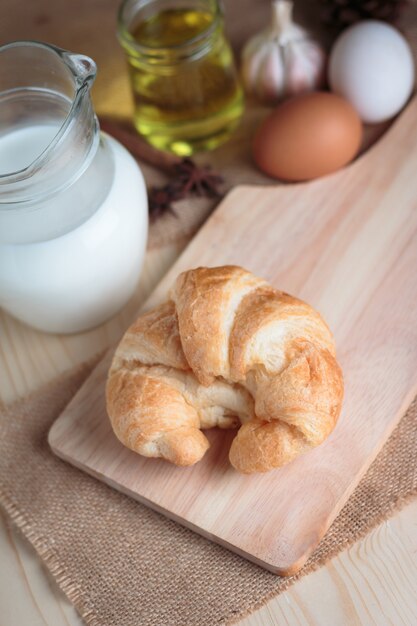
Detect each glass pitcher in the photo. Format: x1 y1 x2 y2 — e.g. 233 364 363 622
0 41 148 333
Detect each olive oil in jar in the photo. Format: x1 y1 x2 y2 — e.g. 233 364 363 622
118 1 244 155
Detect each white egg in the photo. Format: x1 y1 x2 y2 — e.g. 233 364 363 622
329 21 415 123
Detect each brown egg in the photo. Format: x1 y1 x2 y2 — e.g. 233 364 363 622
253 92 362 181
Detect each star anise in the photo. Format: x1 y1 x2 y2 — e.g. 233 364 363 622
148 183 181 220
173 158 224 198
98 120 226 220
148 158 224 220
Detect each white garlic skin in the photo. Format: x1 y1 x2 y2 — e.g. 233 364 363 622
241 1 326 104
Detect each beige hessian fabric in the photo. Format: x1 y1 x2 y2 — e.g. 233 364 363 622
0 358 416 626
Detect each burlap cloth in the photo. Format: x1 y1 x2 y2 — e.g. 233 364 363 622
0 356 416 626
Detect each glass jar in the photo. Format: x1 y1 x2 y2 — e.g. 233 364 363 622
0 41 148 334
118 0 244 155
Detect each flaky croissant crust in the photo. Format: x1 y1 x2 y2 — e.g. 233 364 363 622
106 266 344 473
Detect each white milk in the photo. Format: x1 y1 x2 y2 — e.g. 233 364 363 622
0 124 61 174
0 129 148 333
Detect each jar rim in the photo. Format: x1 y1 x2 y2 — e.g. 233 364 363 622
117 0 222 60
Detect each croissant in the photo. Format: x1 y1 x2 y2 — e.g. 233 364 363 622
106 266 343 473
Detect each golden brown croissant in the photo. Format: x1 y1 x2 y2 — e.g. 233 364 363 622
106 266 344 473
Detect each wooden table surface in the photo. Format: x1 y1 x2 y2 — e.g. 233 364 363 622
1 242 417 626
1 0 417 623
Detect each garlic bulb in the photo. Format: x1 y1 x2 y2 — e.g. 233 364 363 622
241 0 326 104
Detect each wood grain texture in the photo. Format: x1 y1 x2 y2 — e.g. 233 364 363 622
238 500 417 626
49 99 417 576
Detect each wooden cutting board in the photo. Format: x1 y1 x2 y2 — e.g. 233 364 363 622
49 98 417 576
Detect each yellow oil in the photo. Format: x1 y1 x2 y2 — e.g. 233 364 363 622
123 8 244 155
